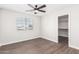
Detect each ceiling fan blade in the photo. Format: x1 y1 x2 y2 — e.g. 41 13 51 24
26 9 34 12
38 10 46 13
27 4 34 8
37 5 46 10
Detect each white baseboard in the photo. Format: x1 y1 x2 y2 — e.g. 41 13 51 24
0 44 2 47
69 45 79 50
0 36 58 47
41 36 58 43
0 36 40 47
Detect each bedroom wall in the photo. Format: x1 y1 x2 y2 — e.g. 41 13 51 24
41 7 70 43
0 9 41 46
41 5 79 49
0 9 2 45
69 5 79 49
41 13 58 42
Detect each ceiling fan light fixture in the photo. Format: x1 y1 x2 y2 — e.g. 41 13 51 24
35 10 38 12
34 12 37 14
34 10 38 14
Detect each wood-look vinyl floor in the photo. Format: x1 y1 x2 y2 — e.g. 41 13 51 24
0 38 79 54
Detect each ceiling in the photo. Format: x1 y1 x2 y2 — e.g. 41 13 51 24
0 4 72 16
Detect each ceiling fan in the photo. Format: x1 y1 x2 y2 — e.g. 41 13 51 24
26 4 46 14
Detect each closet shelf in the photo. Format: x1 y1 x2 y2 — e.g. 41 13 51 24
58 35 68 37
58 28 68 30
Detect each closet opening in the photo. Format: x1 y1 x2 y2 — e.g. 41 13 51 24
58 14 68 46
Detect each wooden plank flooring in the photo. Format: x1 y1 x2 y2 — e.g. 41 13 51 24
0 38 79 54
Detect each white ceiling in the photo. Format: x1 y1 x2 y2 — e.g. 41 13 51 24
0 4 72 16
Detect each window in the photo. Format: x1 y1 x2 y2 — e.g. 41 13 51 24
16 17 33 30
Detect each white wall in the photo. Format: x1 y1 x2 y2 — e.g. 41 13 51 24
41 5 79 49
0 9 2 44
69 5 79 49
41 7 70 43
41 13 58 42
0 9 41 46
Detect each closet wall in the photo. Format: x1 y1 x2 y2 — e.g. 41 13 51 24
58 15 68 37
